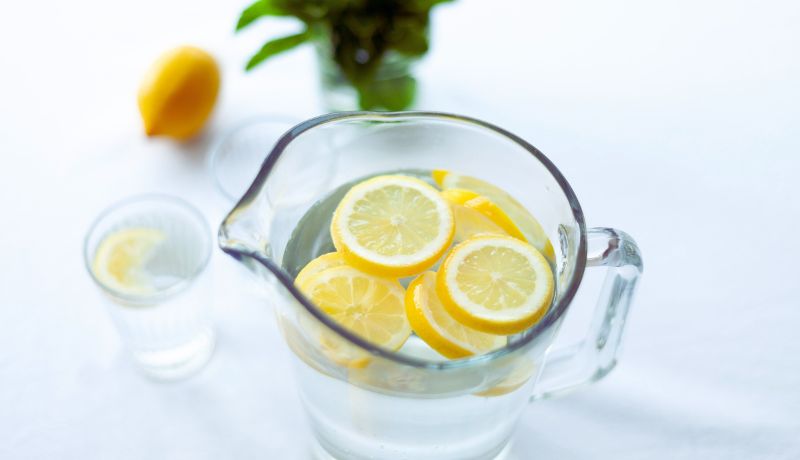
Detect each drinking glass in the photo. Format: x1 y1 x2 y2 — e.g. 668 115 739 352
208 116 298 203
85 195 215 380
219 112 643 459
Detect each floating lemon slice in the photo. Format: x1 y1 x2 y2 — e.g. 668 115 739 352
301 314 371 369
294 253 371 368
474 358 536 397
92 228 166 295
331 175 454 277
433 170 555 260
441 189 523 241
294 252 346 290
436 235 554 335
406 272 506 359
299 266 411 357
450 205 508 243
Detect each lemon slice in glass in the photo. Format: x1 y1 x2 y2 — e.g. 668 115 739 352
436 235 554 335
406 272 506 359
92 228 166 295
299 266 411 353
331 175 454 277
433 170 555 260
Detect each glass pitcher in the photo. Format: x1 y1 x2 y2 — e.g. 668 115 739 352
218 112 643 460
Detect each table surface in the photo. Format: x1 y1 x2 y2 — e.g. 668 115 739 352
2 0 799 458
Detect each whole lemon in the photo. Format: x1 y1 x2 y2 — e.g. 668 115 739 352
137 46 220 140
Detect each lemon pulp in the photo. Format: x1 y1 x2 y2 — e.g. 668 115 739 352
406 272 506 359
92 228 166 295
332 175 454 277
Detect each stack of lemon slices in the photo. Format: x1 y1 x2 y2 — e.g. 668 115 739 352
294 172 555 364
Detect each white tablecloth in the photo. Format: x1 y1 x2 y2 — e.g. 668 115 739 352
2 0 798 458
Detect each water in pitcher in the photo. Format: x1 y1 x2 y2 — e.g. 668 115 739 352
281 170 544 460
292 355 526 460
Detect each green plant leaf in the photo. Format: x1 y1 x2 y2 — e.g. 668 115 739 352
236 0 288 31
245 30 311 70
389 18 429 55
408 0 455 11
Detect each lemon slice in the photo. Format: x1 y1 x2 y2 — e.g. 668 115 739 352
436 235 554 335
331 175 454 277
299 266 411 353
92 228 166 295
406 272 506 359
450 205 508 243
433 170 555 260
294 252 346 290
300 314 372 369
474 358 536 397
441 189 522 241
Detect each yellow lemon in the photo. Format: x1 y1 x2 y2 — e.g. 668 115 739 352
298 313 372 369
294 252 347 290
441 189 524 242
298 266 411 363
331 175 455 278
406 272 506 359
449 204 508 243
436 235 554 335
137 46 220 140
293 252 366 367
92 228 166 295
433 170 555 260
474 358 536 397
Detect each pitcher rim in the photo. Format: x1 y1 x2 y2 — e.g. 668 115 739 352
221 111 588 370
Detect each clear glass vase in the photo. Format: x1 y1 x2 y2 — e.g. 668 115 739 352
314 36 419 112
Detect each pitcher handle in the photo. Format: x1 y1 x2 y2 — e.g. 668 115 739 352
530 227 643 401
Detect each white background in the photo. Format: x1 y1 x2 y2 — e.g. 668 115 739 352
1 0 799 458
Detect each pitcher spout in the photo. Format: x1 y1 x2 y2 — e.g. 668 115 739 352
218 189 275 268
